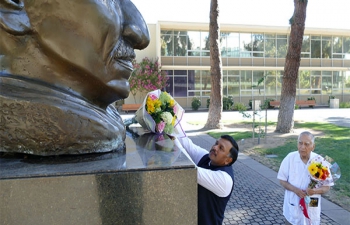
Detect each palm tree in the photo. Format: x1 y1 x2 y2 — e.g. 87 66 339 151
276 0 308 133
205 0 223 129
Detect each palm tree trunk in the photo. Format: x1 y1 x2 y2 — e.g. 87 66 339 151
205 0 223 129
276 0 308 133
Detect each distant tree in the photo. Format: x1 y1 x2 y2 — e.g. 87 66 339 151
276 0 308 133
205 0 223 129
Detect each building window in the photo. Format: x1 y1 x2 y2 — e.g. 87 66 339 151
301 35 311 58
265 34 276 58
277 34 288 58
311 36 321 58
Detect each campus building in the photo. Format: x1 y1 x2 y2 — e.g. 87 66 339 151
131 21 350 108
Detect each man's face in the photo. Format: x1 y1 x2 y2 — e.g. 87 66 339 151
11 0 149 107
298 134 315 159
209 138 233 166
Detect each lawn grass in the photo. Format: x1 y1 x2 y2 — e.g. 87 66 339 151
207 122 350 199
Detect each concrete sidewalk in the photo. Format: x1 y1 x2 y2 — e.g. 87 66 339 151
187 131 349 225
121 108 350 224
179 108 349 225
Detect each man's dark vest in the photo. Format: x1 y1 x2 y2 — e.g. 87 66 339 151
197 154 234 225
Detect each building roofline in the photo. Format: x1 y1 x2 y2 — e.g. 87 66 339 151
157 21 350 36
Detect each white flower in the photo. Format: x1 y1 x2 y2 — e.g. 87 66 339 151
160 112 173 124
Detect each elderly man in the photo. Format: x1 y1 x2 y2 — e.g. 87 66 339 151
0 0 150 155
277 131 333 225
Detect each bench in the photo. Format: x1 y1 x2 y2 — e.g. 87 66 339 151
269 101 280 108
269 100 316 109
121 104 142 113
296 100 316 108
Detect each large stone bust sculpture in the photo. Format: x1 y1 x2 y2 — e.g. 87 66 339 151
0 0 150 155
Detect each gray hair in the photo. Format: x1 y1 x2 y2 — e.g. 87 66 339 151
298 131 315 144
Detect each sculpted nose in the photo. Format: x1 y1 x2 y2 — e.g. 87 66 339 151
120 0 150 50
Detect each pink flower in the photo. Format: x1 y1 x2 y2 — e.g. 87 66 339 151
156 121 166 133
173 105 178 114
149 94 157 100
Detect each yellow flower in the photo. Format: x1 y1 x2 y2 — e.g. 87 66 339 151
169 99 175 107
146 97 156 114
308 163 318 176
171 115 177 126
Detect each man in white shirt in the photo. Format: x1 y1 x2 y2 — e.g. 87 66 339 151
176 134 239 225
277 131 333 225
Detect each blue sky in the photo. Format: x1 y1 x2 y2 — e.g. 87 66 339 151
131 0 350 30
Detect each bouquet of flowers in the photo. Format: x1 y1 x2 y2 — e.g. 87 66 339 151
307 156 333 188
124 90 185 138
300 155 341 220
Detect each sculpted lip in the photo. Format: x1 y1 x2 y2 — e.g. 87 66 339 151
112 39 136 72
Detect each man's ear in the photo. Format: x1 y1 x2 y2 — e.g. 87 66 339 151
0 0 31 35
225 157 233 166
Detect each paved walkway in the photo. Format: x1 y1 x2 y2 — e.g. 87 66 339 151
121 108 350 224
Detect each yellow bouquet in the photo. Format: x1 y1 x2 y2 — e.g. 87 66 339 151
124 90 185 137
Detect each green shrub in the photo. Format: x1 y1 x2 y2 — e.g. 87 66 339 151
223 96 234 110
262 98 275 109
191 97 201 110
233 102 247 111
295 104 299 109
340 102 350 108
206 96 234 110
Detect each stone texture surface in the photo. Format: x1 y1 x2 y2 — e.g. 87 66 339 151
0 132 197 225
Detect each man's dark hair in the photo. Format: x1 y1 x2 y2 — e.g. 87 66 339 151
221 135 239 166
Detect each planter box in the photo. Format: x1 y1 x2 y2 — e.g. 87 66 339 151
330 99 339 108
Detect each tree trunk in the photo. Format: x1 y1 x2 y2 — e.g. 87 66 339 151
276 0 308 133
205 0 223 129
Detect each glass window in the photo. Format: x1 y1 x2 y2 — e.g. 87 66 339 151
344 37 350 59
240 33 252 57
322 36 332 58
265 71 277 96
277 36 288 58
322 76 332 94
201 31 210 57
311 75 322 94
201 70 211 90
220 33 228 57
174 76 187 97
311 36 321 58
301 35 310 58
173 31 187 56
265 38 276 58
240 70 252 90
344 71 350 91
333 71 343 89
252 33 264 57
187 70 199 91
187 31 201 56
161 33 173 56
165 70 174 96
299 71 310 89
227 76 240 96
226 33 240 57
227 70 240 75
276 71 283 95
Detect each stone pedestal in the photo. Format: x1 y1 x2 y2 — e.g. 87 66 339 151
0 127 197 225
330 98 339 108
